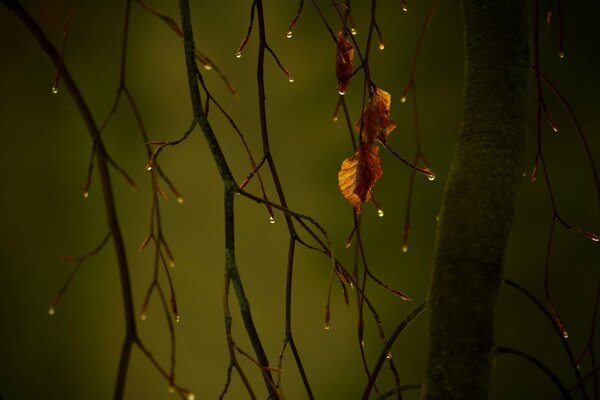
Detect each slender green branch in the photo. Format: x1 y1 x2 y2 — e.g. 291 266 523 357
177 2 279 397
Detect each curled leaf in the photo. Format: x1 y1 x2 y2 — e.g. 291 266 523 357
355 88 397 144
335 31 355 95
338 144 383 212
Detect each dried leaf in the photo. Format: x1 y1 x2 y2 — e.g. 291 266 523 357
338 144 383 212
355 88 397 144
335 31 354 95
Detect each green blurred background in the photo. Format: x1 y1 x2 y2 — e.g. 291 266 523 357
1 0 599 399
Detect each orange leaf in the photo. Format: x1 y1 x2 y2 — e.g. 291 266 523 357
335 31 355 95
338 144 383 212
355 88 397 144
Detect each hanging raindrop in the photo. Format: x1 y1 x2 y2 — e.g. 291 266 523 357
48 306 55 316
286 30 293 39
377 209 384 217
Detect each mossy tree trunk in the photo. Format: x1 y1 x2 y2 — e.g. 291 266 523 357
422 1 530 399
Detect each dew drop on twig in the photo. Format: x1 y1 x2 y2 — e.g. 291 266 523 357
350 28 357 36
83 191 89 199
176 197 185 204
400 96 407 103
386 351 393 359
48 306 55 316
338 90 346 95
51 86 58 94
402 245 408 253
269 216 275 224
286 30 293 39
427 174 436 181
140 312 147 321
377 209 384 217
235 51 242 59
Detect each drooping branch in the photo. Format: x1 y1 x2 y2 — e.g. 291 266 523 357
1 2 139 398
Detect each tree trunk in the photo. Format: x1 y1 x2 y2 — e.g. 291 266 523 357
422 1 529 399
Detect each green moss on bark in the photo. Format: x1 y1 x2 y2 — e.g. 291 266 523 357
422 1 529 399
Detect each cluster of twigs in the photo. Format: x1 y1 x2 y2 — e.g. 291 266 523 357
3 0 599 398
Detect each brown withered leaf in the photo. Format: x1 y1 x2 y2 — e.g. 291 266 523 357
355 88 397 144
335 31 355 95
338 144 383 212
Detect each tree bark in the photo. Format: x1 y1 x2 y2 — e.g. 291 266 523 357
422 1 529 399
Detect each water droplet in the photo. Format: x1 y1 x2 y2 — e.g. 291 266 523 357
168 385 176 393
140 312 147 321
235 51 242 59
378 42 385 50
562 330 569 338
177 197 185 204
269 216 275 224
186 393 195 400
48 306 55 316
427 174 436 181
203 64 212 70
288 77 294 83
402 5 408 11
333 116 338 122
402 245 408 253
386 351 393 359
559 51 564 59
169 260 176 268
360 340 365 348
324 324 330 331
338 90 346 95
146 163 153 171
51 86 58 94
175 315 181 323
286 30 293 39
551 124 559 133
349 282 354 289
400 96 407 103
350 28 357 35
83 191 89 199
377 209 384 217
591 237 600 242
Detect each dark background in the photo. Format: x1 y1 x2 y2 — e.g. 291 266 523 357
1 0 599 398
